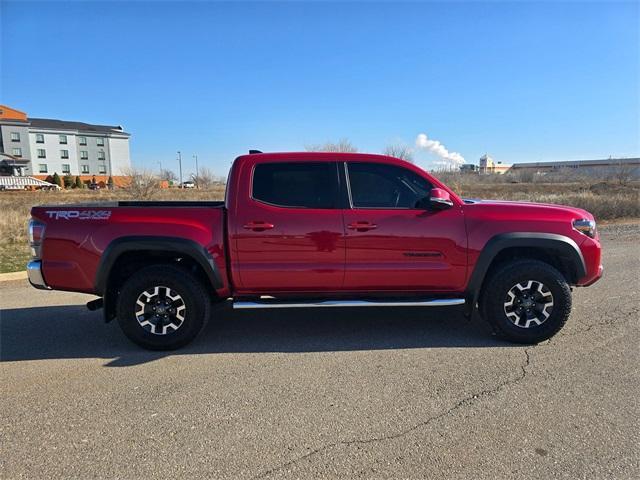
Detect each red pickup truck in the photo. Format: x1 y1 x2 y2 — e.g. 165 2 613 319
27 152 603 350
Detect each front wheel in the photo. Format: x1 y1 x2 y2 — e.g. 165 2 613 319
480 259 572 344
116 265 209 350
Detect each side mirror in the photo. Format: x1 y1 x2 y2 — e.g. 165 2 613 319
429 188 453 210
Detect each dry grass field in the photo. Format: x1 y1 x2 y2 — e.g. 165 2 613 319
444 179 640 220
0 179 637 273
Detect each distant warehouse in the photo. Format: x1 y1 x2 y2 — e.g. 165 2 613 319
0 105 131 187
464 154 639 178
508 157 640 177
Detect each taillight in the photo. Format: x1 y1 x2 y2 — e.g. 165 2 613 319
28 219 45 258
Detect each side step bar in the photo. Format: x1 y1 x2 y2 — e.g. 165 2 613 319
233 298 465 310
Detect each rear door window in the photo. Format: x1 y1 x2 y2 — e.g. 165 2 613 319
252 162 339 209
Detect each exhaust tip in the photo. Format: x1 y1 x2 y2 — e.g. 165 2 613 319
86 298 104 311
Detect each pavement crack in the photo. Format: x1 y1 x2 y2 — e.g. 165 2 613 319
251 348 532 479
565 301 637 340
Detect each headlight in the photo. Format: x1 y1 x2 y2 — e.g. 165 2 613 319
573 219 596 238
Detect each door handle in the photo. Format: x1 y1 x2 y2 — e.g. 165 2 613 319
243 221 275 232
347 221 377 232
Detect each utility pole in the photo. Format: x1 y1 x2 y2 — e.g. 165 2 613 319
158 160 162 173
193 154 199 188
177 151 183 187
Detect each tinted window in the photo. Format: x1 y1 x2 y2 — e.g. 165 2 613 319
252 162 338 209
347 163 431 209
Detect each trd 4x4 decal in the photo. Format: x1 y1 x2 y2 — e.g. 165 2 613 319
46 210 112 220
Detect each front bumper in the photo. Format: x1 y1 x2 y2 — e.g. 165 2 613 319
576 235 603 287
27 260 50 290
582 264 604 287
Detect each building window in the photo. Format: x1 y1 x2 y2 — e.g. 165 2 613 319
80 150 89 159
62 164 71 174
35 133 44 143
78 136 87 145
10 132 20 142
60 149 69 159
98 163 107 174
59 135 67 144
37 149 46 158
97 150 106 160
12 147 22 157
39 164 48 173
81 164 90 174
96 137 105 146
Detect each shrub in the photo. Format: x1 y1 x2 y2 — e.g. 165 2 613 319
120 167 159 200
63 174 74 189
192 167 216 189
52 172 62 188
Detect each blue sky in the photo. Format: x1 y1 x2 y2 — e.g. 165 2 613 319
2 0 638 176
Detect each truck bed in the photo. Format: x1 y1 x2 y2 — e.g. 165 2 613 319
31 201 228 294
35 201 225 208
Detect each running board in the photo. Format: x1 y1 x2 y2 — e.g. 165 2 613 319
233 298 465 310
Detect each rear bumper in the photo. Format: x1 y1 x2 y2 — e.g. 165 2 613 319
27 260 50 290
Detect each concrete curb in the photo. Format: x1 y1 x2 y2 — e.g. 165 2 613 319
0 271 27 282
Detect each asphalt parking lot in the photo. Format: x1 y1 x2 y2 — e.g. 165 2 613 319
1 223 639 479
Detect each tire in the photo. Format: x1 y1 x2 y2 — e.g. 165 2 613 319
480 259 572 344
116 264 209 350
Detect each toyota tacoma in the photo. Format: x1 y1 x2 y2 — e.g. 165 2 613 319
27 152 603 349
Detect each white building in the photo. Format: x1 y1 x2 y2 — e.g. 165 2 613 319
0 105 131 183
478 154 512 174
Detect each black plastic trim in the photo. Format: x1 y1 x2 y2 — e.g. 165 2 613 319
95 236 223 296
116 201 225 208
36 201 225 208
337 162 351 209
464 232 586 316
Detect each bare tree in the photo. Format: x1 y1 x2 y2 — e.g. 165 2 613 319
306 138 358 153
120 167 159 200
159 168 177 182
608 160 636 186
514 169 535 183
383 144 414 163
192 166 216 189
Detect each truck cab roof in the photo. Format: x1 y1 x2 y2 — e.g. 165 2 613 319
235 151 412 166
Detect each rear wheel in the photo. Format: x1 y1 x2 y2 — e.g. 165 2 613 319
480 259 572 344
116 265 209 350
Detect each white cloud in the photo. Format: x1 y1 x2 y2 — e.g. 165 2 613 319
415 133 465 168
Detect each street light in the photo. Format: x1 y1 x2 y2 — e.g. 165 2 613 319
177 151 183 187
193 154 199 188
